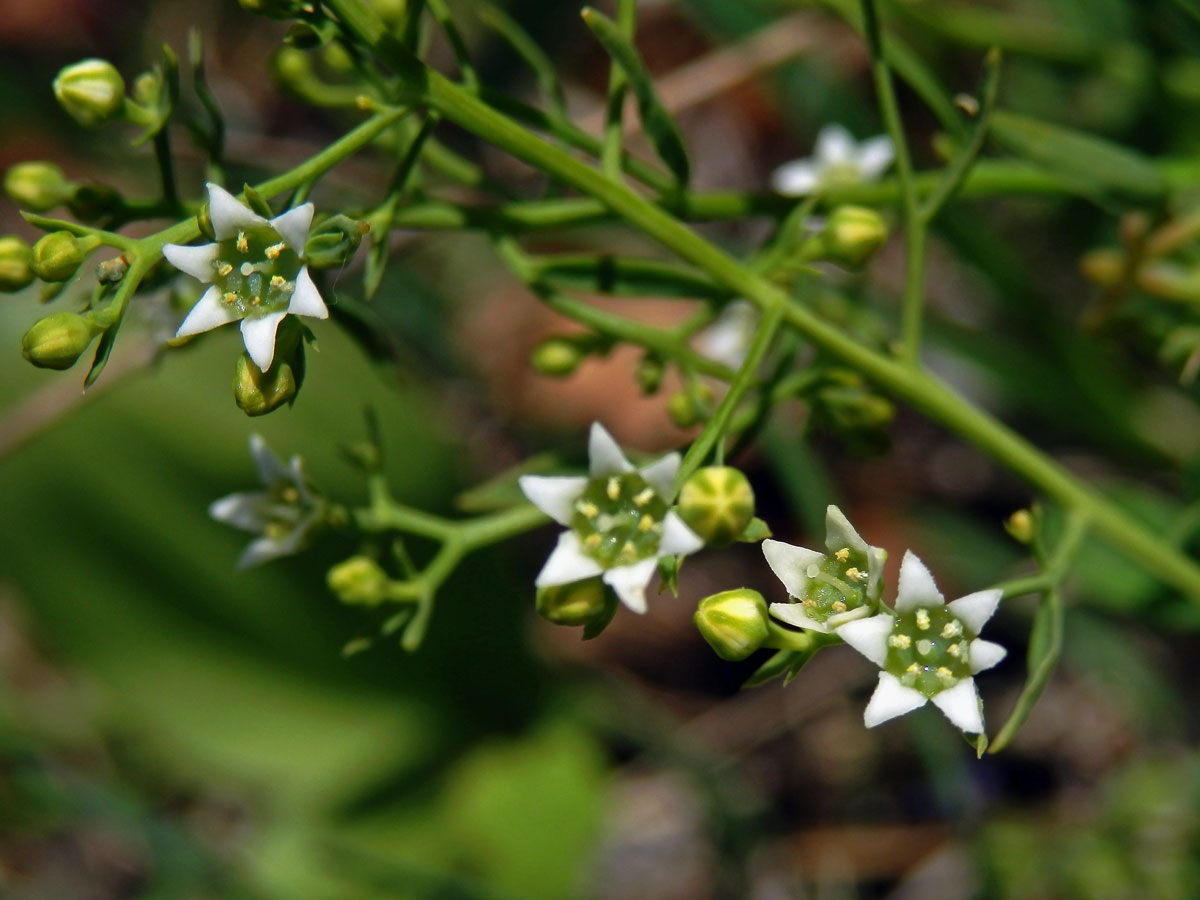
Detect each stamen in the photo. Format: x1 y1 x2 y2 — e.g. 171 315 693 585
270 275 287 290
915 609 931 631
634 487 655 507
576 500 599 518
236 231 249 253
888 634 911 649
217 262 233 277
620 541 637 559
638 514 655 533
265 242 286 260
845 567 864 581
936 666 956 683
584 533 602 549
223 292 238 304
802 597 816 608
947 642 961 658
830 600 847 613
606 478 621 501
942 620 963 639
834 547 849 562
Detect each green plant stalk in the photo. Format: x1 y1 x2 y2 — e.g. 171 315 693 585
325 0 1200 603
599 0 636 180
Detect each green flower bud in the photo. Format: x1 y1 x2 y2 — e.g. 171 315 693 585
328 556 390 607
304 215 370 269
4 162 74 212
233 353 298 417
0 236 35 292
1005 509 1035 544
131 71 161 108
530 337 585 378
667 385 712 429
678 466 756 547
635 354 665 395
694 588 770 661
815 205 889 268
536 577 612 627
52 59 126 128
31 231 88 282
21 312 99 370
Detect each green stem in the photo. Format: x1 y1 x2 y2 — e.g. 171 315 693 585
599 0 636 180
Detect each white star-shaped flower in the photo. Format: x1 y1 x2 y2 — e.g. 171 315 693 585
163 183 328 371
518 423 704 614
694 299 759 370
209 433 321 569
763 504 886 633
771 124 895 196
837 551 1007 734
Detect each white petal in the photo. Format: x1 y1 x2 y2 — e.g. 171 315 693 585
176 285 240 338
535 532 604 588
864 672 928 728
240 311 286 371
287 267 328 319
836 613 894 667
208 492 268 532
162 242 219 282
602 557 659 614
827 604 873 630
865 546 887 602
931 677 984 734
517 474 587 526
895 550 944 611
695 300 757 369
854 135 895 180
269 203 314 252
761 539 825 599
947 589 1002 636
207 182 267 240
237 534 290 569
815 123 855 166
588 422 633 477
638 452 679 500
768 602 830 634
248 433 288 487
824 505 869 556
770 160 819 196
658 511 703 556
969 638 1007 674
288 456 312 503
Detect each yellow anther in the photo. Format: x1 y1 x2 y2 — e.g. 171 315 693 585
621 541 637 559
223 292 238 304
888 634 911 650
236 231 249 253
845 567 864 581
638 514 655 533
576 501 599 518
802 597 816 608
270 274 287 290
265 242 286 260
251 295 262 305
955 642 968 658
915 609 931 630
947 642 961 658
606 478 621 501
906 663 920 675
830 600 846 613
584 533 602 549
280 487 299 503
217 262 233 277
835 547 850 562
936 666 954 681
634 487 655 507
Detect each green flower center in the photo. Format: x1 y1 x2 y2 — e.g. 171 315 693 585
884 606 974 698
795 547 870 624
212 225 303 317
570 472 667 567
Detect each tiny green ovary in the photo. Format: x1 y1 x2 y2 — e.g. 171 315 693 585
212 225 302 317
885 606 973 698
793 548 870 624
571 473 667 567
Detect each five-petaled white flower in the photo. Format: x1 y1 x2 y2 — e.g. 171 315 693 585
518 423 704 614
164 183 328 372
771 124 894 196
837 551 1006 734
210 434 322 569
763 505 886 633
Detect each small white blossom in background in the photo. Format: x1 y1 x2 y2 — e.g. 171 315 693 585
519 423 704 614
164 183 328 371
210 434 322 569
762 504 887 633
694 300 759 370
838 551 1007 734
771 124 895 196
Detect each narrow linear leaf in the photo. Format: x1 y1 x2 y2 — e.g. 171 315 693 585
989 586 1064 753
991 110 1165 202
581 7 691 186
83 326 119 388
475 1 567 121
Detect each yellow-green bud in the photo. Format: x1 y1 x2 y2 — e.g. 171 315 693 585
815 205 889 268
530 337 585 378
668 385 712 429
0 236 35 292
234 353 298 417
1005 509 1036 544
31 231 88 282
4 162 74 212
327 556 390 607
677 466 756 547
536 577 611 627
304 215 370 269
694 589 770 661
635 354 665 395
52 59 126 128
21 312 98 370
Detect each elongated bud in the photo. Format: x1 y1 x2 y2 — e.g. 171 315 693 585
678 466 756 547
328 556 390 607
21 312 99 369
304 215 370 269
694 589 770 661
814 205 888 268
0 236 35 292
4 162 75 212
53 59 126 127
536 577 612 627
233 353 297 416
530 337 586 378
31 231 88 282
